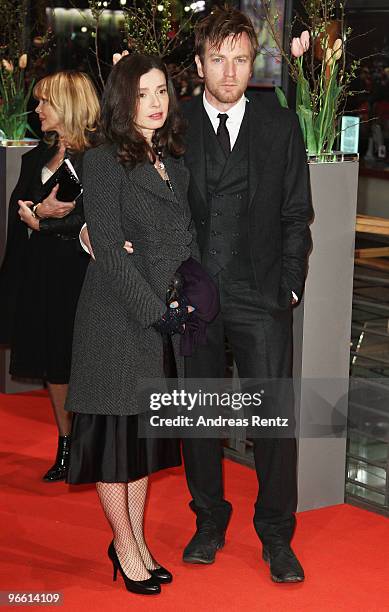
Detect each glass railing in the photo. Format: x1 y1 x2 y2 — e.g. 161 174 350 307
347 266 389 515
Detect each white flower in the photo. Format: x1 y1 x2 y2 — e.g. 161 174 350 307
112 50 129 65
2 59 13 72
18 53 27 69
325 39 342 66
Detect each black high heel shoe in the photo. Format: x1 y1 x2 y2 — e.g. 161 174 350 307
147 565 173 584
108 542 161 595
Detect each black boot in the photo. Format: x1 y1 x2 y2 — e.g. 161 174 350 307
42 435 71 482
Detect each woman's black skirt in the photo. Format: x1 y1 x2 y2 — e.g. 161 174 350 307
67 413 181 484
67 336 181 484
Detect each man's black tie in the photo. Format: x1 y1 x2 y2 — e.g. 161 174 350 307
217 113 231 157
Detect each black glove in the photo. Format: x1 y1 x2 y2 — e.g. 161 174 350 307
153 294 190 335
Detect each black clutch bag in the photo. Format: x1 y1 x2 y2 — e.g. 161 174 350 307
41 159 83 202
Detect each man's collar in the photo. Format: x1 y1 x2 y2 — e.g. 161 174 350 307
202 92 248 123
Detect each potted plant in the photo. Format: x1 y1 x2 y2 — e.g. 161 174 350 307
0 54 36 144
0 0 50 144
260 0 361 511
261 0 360 158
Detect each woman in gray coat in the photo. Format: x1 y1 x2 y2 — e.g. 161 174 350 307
65 55 196 595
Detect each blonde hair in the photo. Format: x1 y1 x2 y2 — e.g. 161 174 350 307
33 71 100 151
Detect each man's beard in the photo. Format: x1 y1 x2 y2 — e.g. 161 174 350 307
205 80 246 105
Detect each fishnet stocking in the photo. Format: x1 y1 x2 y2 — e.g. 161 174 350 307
127 477 159 570
96 482 150 581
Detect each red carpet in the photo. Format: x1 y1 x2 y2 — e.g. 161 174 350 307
1 390 389 611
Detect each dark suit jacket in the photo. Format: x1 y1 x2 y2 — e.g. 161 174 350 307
0 141 86 344
181 94 313 312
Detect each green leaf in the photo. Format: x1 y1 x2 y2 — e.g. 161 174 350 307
296 59 311 110
299 75 311 110
298 105 317 154
296 106 307 144
316 64 343 152
275 86 288 108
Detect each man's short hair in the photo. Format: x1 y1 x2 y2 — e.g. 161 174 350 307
195 5 258 63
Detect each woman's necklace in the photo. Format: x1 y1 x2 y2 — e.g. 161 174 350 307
154 156 173 192
47 143 66 174
54 156 64 172
46 154 64 174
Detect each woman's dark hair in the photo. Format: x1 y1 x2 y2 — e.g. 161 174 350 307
100 54 185 166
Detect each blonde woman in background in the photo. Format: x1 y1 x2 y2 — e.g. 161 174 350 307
0 71 100 481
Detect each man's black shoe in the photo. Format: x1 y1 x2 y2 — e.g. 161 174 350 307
262 543 305 583
183 520 225 564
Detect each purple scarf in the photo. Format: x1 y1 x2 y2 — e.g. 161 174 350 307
176 257 220 356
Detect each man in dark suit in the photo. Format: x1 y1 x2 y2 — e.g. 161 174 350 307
180 6 312 583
